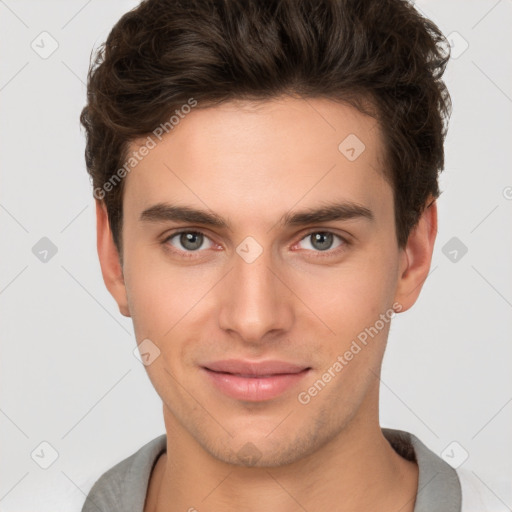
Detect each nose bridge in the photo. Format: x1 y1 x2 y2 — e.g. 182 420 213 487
217 237 293 341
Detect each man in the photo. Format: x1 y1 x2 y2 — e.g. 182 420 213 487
80 0 498 510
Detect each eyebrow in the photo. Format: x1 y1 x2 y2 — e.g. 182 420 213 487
139 200 374 229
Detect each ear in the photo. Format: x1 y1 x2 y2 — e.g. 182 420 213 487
393 198 438 313
96 200 131 317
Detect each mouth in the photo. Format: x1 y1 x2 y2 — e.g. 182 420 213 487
201 359 311 402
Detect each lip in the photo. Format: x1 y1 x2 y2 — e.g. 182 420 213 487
201 359 311 402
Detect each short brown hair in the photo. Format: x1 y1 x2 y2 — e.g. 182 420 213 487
80 0 451 254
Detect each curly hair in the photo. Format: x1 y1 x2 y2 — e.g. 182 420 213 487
80 0 451 254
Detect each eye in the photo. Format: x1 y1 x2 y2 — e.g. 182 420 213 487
164 231 214 253
295 231 347 254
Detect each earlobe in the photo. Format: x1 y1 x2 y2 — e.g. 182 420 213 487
95 200 131 317
393 198 438 313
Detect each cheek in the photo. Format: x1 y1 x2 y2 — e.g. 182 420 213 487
294 260 394 407
124 261 205 394
126 268 202 340
122 241 189 338
295 250 397 339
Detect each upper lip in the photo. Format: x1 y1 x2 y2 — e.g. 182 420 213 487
203 359 310 376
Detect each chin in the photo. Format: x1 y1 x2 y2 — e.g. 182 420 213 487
196 425 326 469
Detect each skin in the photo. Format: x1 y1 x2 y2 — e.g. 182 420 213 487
96 96 437 512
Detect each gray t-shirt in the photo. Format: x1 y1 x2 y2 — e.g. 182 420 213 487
82 428 462 512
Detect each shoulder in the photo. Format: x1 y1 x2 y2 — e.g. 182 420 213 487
81 434 167 512
457 467 511 512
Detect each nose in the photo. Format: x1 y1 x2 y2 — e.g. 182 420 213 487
217 244 294 346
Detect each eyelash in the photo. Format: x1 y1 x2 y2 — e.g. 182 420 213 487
161 229 350 259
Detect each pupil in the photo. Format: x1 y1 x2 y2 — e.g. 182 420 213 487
312 232 332 251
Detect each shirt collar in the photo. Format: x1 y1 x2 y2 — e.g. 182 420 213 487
383 428 462 512
102 428 462 512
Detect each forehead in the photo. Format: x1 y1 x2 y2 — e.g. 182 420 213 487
123 96 391 228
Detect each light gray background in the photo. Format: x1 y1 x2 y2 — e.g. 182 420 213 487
1 0 511 510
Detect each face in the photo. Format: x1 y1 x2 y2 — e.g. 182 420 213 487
97 96 436 467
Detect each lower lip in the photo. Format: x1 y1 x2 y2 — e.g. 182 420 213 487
202 368 310 402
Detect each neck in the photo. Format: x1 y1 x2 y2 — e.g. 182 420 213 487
148 400 418 512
